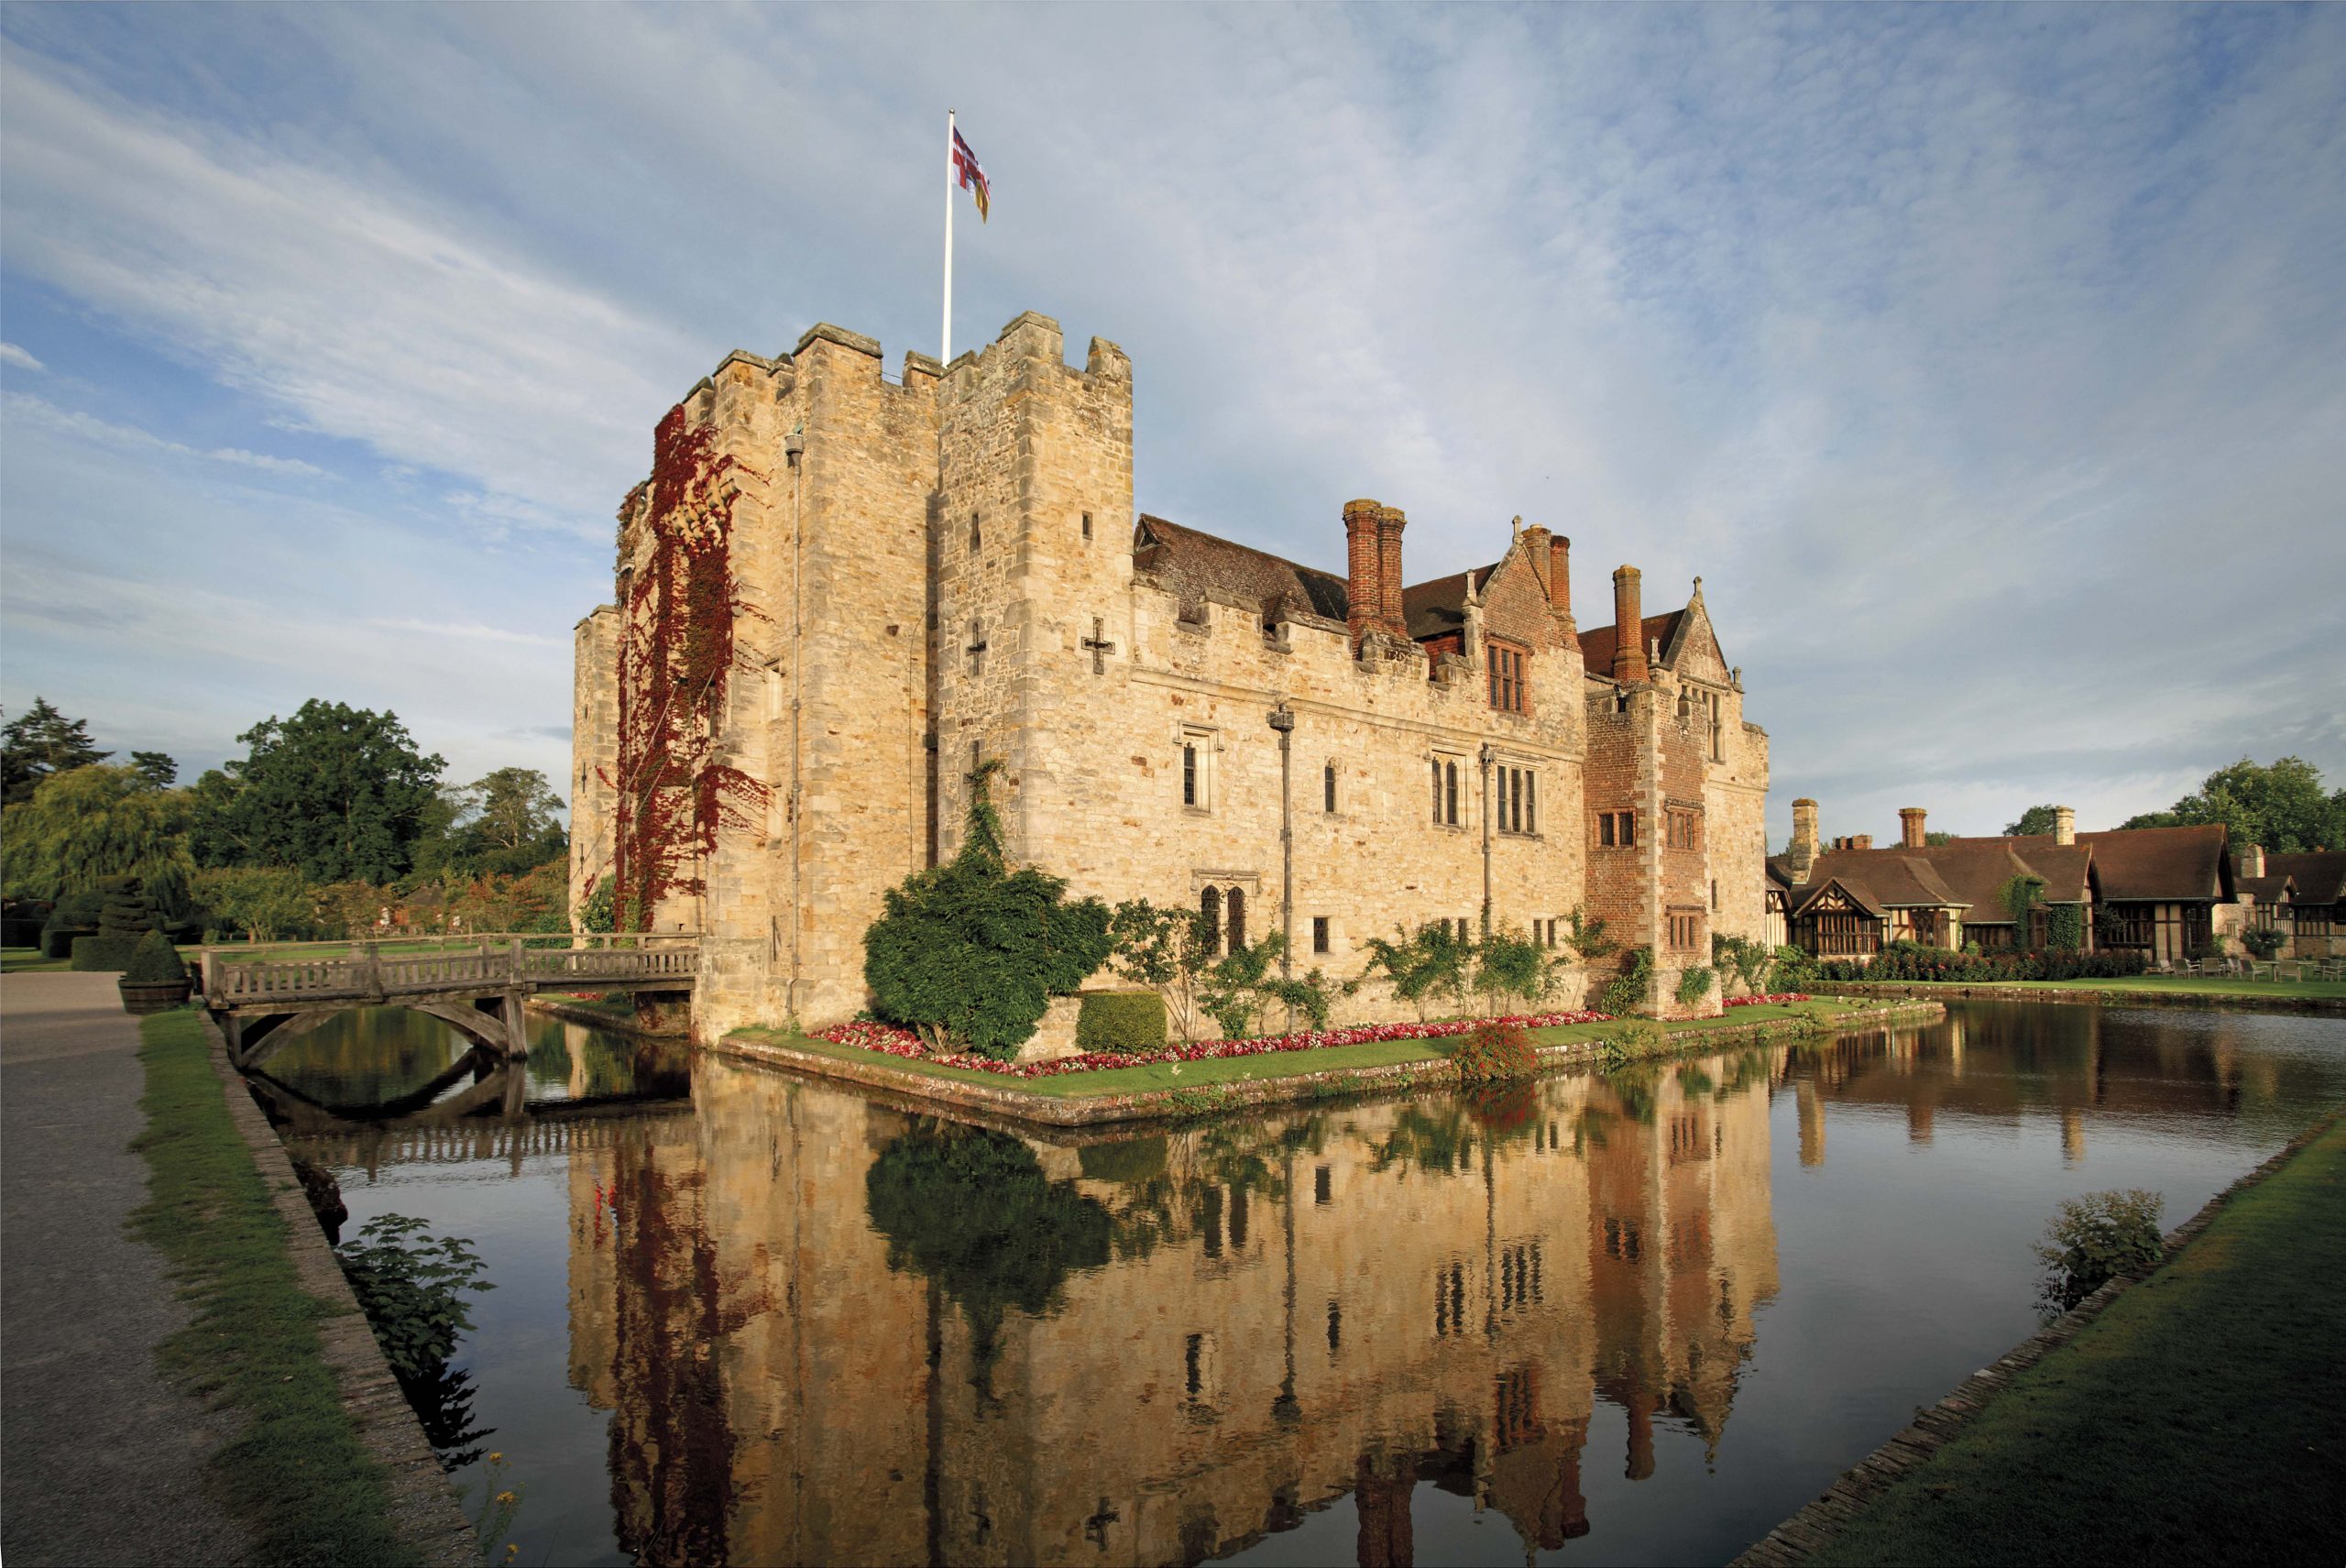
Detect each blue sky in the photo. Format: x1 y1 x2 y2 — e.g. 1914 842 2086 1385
2 4 2341 844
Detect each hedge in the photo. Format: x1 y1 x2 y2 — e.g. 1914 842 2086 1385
1075 991 1168 1056
123 929 189 984
1819 941 2150 983
70 934 142 972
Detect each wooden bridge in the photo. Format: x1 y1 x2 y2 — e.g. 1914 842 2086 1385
200 933 702 1070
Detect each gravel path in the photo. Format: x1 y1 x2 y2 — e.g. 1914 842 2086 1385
1 972 254 1566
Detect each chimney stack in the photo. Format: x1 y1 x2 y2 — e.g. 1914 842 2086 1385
1551 534 1573 619
1851 834 1873 851
1901 807 1928 850
1787 797 1820 881
2241 843 2265 878
2055 806 2075 847
1612 565 1647 684
1376 505 1408 638
1343 499 1381 648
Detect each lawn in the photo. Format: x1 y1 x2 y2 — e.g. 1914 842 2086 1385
1809 1112 2346 1566
0 946 70 973
732 1000 1864 1101
130 1008 422 1568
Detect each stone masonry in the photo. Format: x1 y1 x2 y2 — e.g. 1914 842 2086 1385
572 311 1770 1037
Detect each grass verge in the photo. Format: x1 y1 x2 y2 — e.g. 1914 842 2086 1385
130 1007 420 1568
1811 1112 2346 1566
734 1000 1866 1100
1 945 71 973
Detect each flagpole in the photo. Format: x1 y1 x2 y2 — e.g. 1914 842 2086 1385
941 108 955 368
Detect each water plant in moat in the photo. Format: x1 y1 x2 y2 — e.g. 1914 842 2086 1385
2033 1188 2165 1315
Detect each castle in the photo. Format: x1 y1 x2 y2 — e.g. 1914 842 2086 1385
569 311 1770 1040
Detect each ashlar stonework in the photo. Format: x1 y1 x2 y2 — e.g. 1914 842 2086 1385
571 311 1770 1038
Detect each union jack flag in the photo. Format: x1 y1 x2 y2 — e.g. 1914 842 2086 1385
952 126 990 222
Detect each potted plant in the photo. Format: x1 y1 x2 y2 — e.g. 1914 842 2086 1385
118 929 193 1014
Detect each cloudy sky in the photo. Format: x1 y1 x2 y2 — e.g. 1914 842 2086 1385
3 4 2341 844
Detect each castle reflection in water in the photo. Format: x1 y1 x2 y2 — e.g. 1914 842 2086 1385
561 1041 1787 1568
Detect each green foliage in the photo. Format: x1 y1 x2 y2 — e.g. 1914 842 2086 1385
1453 1019 1538 1086
2118 755 2346 854
864 1125 1113 1374
1674 963 1716 1005
192 865 322 943
1076 991 1168 1055
863 764 1113 1059
194 701 445 883
2005 804 2066 837
413 768 568 880
1356 920 1474 1020
1712 933 1769 995
1106 898 1215 1041
1594 1018 1669 1069
1767 943 1818 991
2001 872 2047 928
1597 945 1655 1017
70 934 140 971
1 696 109 807
579 873 616 935
2242 926 2286 960
0 763 194 906
1474 925 1557 1013
129 750 178 789
1563 905 1617 961
2034 1188 2164 1314
1824 940 2149 981
123 927 189 983
2045 903 2086 952
1256 959 1341 1036
1200 932 1285 1039
335 1213 494 1383
38 889 104 957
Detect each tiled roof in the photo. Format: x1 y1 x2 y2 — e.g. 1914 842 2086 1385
2266 851 2346 906
2238 873 2297 905
1401 565 1498 641
1579 611 1684 676
1131 515 1352 623
1777 838 2094 923
1784 849 1959 918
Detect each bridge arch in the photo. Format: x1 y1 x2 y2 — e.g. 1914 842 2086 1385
227 993 525 1072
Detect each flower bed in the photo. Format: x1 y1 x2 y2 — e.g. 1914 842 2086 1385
1725 992 1812 1008
816 1010 1617 1081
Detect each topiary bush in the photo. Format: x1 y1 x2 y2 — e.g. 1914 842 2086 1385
1453 1020 1538 1086
122 928 188 984
1075 991 1168 1055
70 935 141 971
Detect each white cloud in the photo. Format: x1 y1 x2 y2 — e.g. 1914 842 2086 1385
0 342 44 373
3 391 327 477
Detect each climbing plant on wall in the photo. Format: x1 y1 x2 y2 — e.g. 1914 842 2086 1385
609 406 770 929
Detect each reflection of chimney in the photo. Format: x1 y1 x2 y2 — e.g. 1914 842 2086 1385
2240 842 2265 878
1376 506 1408 638
1901 807 1928 850
1354 1453 1416 1568
1625 1396 1655 1480
1343 499 1381 648
1908 1098 1935 1144
2055 806 2075 847
1611 566 1648 684
2061 1106 2086 1165
1798 1080 1825 1168
1787 798 1820 881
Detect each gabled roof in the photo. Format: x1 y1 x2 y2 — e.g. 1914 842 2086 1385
1400 564 1500 641
1913 839 2095 916
1999 825 2234 903
2266 851 2346 905
1131 515 1352 622
1579 611 1684 677
2238 874 2297 905
1785 850 1959 918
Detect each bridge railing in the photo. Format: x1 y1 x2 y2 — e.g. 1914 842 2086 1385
199 932 704 1007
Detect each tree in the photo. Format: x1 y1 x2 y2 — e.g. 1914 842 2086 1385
2119 757 2345 851
862 762 1113 1058
1472 926 1558 1014
129 751 178 789
0 764 193 907
1107 899 1216 1042
2005 805 2065 837
203 702 445 883
2 697 110 806
447 767 567 873
1357 921 1474 1020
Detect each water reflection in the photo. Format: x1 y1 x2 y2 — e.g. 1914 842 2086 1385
284 1002 2346 1567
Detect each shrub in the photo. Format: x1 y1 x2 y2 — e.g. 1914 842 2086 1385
122 928 188 984
69 934 141 971
2034 1188 2164 1313
1453 1020 1538 1086
39 913 92 959
1674 964 1716 1006
2241 927 2286 960
1712 933 1768 995
863 763 1112 1059
1594 1017 1668 1068
1824 941 2152 983
1075 991 1168 1056
1106 899 1214 1041
335 1213 493 1382
1597 946 1654 1017
1767 943 1817 992
2045 903 2086 952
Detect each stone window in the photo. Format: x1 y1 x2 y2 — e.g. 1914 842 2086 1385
1314 1166 1332 1205
1712 879 1720 911
1665 808 1702 850
1312 916 1330 954
1200 886 1222 952
1488 641 1529 713
1081 510 1093 542
1432 757 1462 827
966 620 986 677
1226 886 1247 951
1668 909 1704 950
1497 766 1538 835
1322 762 1337 814
970 512 981 553
1181 728 1216 811
1597 809 1637 847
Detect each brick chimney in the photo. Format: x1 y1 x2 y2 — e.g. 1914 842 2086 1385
1551 534 1573 619
2241 842 2265 878
1343 499 1381 647
1851 834 1873 851
2055 806 2075 847
1787 797 1820 881
1611 565 1647 684
1900 807 1928 849
1376 505 1408 637
1522 522 1551 599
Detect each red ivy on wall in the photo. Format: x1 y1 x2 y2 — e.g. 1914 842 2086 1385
608 405 769 929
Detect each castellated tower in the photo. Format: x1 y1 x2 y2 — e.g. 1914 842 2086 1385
574 309 1769 1039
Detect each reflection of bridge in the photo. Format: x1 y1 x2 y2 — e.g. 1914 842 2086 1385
282 1100 694 1179
200 934 701 1069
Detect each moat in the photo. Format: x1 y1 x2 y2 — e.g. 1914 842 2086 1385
260 1003 2346 1567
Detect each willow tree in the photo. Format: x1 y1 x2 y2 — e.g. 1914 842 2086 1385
1 763 194 907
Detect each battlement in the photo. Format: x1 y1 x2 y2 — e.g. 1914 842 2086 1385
942 311 1131 396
